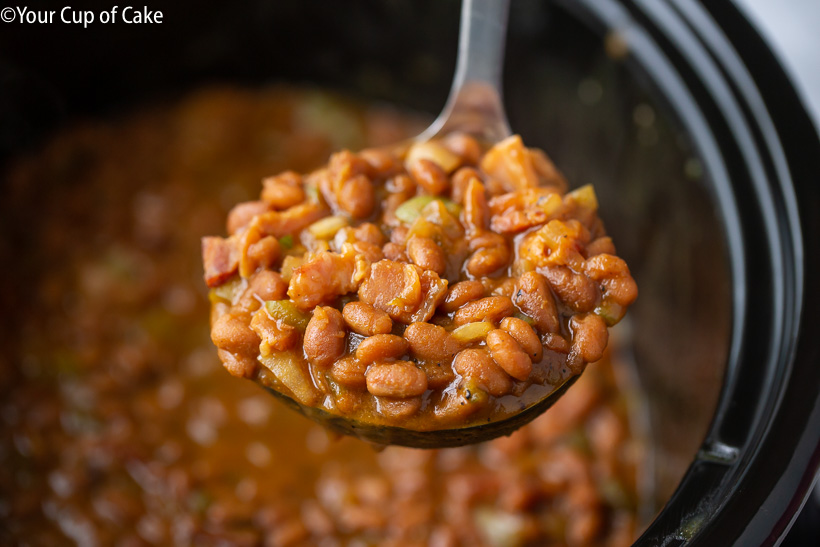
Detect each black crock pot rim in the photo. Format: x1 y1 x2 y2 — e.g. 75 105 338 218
566 0 820 544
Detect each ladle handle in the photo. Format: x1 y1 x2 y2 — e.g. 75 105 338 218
418 0 512 143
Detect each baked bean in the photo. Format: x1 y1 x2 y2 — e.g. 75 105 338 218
227 200 269 235
584 253 638 308
463 178 489 234
338 174 375 218
419 361 456 390
365 361 428 398
451 167 482 204
329 150 370 184
351 241 383 263
261 171 306 210
304 306 347 368
486 329 532 381
211 313 260 354
570 314 608 364
386 173 416 195
217 348 257 378
513 272 559 334
452 348 512 397
358 148 401 177
382 193 407 227
441 280 485 313
453 296 515 326
245 236 281 273
409 158 449 195
375 396 423 419
248 270 288 302
585 236 616 257
543 333 571 354
468 231 506 252
406 236 446 275
541 265 599 313
343 302 393 336
404 322 462 363
442 132 482 165
356 334 408 364
382 242 408 263
353 223 386 246
390 225 410 245
329 356 368 390
500 317 542 362
466 247 509 277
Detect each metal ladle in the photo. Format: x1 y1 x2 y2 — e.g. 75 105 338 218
263 0 580 449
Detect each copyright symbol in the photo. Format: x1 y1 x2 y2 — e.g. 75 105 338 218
1 7 14 22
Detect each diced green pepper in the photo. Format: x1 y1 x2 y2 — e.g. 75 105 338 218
395 196 461 224
209 276 246 304
264 300 311 331
279 234 294 249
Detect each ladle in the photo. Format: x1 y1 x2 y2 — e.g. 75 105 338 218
262 0 581 449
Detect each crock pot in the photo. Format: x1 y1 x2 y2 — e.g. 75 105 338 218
1 0 817 544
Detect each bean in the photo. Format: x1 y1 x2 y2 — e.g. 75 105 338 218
329 150 370 183
406 236 446 275
248 270 288 302
452 348 512 397
356 334 409 364
404 322 463 363
513 272 559 334
469 231 506 251
376 396 423 419
441 280 485 313
543 332 571 354
227 200 269 235
570 313 608 364
451 167 482 204
350 241 383 263
463 178 489 234
500 317 543 362
409 158 449 195
442 132 482 165
358 148 400 177
211 313 260 354
261 171 306 210
466 247 509 277
245 236 281 273
585 236 616 257
386 173 416 195
584 253 638 308
218 349 257 378
382 242 408 263
343 302 393 336
419 362 456 390
365 361 428 398
353 223 386 246
303 306 346 368
486 329 532 381
329 356 368 390
541 265 599 313
453 296 515 326
337 174 375 218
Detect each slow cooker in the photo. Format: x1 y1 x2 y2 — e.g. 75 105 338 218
1 0 818 544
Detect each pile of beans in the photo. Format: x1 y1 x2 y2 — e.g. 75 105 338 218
204 133 637 427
